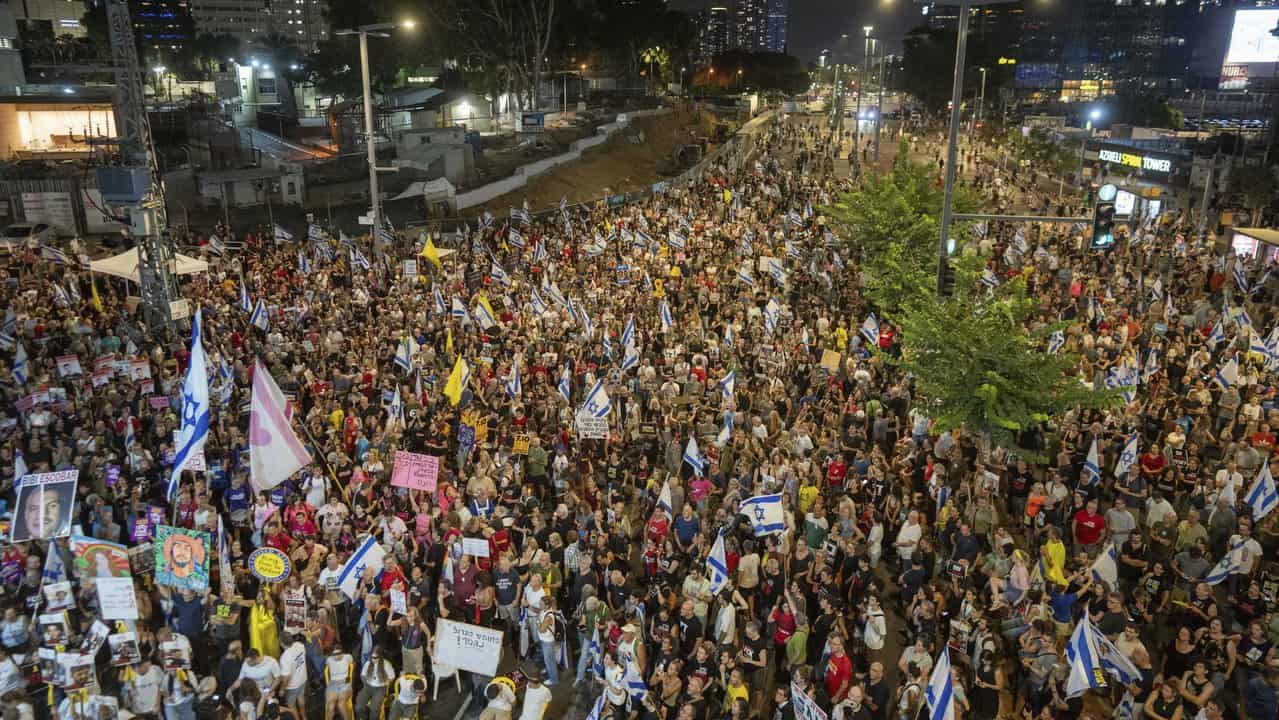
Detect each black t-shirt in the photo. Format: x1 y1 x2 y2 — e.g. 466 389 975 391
739 635 768 676
493 569 520 606
676 614 702 656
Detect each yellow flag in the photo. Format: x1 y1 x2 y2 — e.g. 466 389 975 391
445 327 453 353
90 275 103 312
419 235 443 271
443 356 469 406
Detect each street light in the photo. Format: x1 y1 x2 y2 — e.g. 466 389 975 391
856 27 872 156
335 19 416 254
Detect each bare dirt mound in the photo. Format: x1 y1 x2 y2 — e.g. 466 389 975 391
471 108 716 216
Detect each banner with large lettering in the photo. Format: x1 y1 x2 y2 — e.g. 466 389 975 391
433 618 503 676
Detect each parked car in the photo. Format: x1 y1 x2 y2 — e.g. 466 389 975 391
0 223 55 253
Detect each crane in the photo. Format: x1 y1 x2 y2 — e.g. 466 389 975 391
96 0 181 330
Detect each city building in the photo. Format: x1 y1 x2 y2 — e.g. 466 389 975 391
274 0 326 51
732 0 766 52
130 0 195 61
188 0 267 46
696 5 728 63
763 0 786 53
0 3 24 89
11 0 88 37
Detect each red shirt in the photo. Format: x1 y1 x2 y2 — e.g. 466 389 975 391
1139 452 1165 477
826 460 848 487
1073 510 1105 545
646 513 670 544
824 652 853 700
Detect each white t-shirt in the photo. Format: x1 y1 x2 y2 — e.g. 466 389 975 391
896 523 922 560
238 657 281 693
1227 534 1264 576
519 683 553 720
318 566 342 592
524 585 546 612
129 665 166 714
604 664 627 705
280 642 308 690
537 609 556 644
326 654 354 685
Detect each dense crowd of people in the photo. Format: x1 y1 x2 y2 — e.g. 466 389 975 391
0 109 1278 720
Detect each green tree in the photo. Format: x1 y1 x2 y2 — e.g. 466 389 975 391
901 26 955 112
1231 164 1278 217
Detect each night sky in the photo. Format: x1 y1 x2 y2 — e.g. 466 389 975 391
670 0 929 62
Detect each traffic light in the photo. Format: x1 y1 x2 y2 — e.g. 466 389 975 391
1091 200 1116 250
937 259 957 298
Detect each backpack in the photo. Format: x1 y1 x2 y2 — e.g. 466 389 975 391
553 611 568 642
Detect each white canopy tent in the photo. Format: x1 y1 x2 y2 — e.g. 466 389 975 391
90 248 210 284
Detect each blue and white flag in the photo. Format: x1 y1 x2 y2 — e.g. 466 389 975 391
1082 438 1101 487
385 385 404 431
274 224 293 242
507 227 525 248
1114 433 1139 477
620 315 636 349
668 230 686 250
715 410 734 447
621 342 640 371
451 297 469 322
13 450 27 489
659 302 673 332
298 253 311 276
1141 349 1160 383
739 233 753 257
338 535 386 600
43 543 67 584
1245 462 1278 521
123 415 137 470
238 281 252 313
12 342 27 386
623 656 649 704
580 379 611 418
433 287 447 316
510 207 531 226
579 302 594 338
1206 320 1225 348
723 323 734 349
786 242 802 260
1203 539 1246 585
739 493 785 535
168 309 211 503
707 531 730 595
350 247 371 270
544 280 567 308
683 435 707 476
529 288 549 316
1234 262 1249 294
860 313 880 347
768 258 787 285
249 298 269 331
505 365 522 399
1090 543 1118 587
763 298 781 335
925 647 956 720
584 693 606 720
737 265 756 286
980 268 1001 288
557 367 572 404
394 339 413 374
40 246 71 265
718 370 736 401
490 261 511 287
1047 330 1065 355
1065 614 1108 697
1215 358 1239 388
656 479 673 514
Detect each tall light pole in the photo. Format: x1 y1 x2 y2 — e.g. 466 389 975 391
856 25 872 155
336 20 414 255
874 42 885 165
976 66 987 133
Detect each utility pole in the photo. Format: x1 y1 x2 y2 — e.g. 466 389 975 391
874 42 885 166
856 26 872 155
976 66 987 133
936 0 971 294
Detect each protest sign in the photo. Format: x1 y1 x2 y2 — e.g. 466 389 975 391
391 450 439 492
791 682 828 720
55 355 82 377
433 618 503 676
43 582 72 611
249 547 291 583
108 633 141 666
10 470 78 542
71 535 131 578
128 543 154 575
97 577 139 619
127 358 151 381
512 434 530 454
390 589 407 616
819 349 841 373
154 526 210 592
283 587 307 634
575 413 609 439
461 537 490 558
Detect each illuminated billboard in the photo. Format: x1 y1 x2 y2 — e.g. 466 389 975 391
1221 9 1279 90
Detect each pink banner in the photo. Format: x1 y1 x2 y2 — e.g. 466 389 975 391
391 450 439 492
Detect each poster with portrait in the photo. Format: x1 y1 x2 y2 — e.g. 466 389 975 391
37 648 60 685
9 470 78 542
107 632 140 667
38 613 69 647
81 620 110 656
58 652 95 691
153 526 209 592
160 639 190 670
128 543 155 576
70 535 132 578
89 696 119 720
42 581 73 611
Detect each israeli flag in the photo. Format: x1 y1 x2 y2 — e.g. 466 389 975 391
980 268 1001 288
1234 262 1249 294
656 479 673 514
580 379 611 418
41 246 71 265
13 450 27 488
737 266 756 286
739 493 785 535
1245 462 1278 520
718 370 736 401
1204 539 1246 585
505 365 522 399
1206 320 1225 348
860 313 880 347
124 415 137 470
786 242 802 260
557 367 572 404
1065 614 1108 697
583 693 606 720
683 435 707 476
480 211 494 229
544 280 567 307
715 410 734 447
533 241 549 264
1141 349 1160 383
338 535 386 600
1215 358 1239 389
168 309 211 503
433 287 447 316
707 531 730 594
659 302 673 332
394 339 413 374
1114 432 1139 477
925 647 956 720
350 247 371 270
11 341 27 385
451 297 469 322
511 207 531 226
298 253 311 275
1082 438 1101 486
739 233 753 256
723 323 734 349
620 315 636 349
768 258 787 285
621 343 640 371
508 227 525 248
668 230 686 250
1090 543 1118 587
1250 329 1270 359
763 299 780 335
490 261 512 287
250 298 269 331
623 657 649 703
274 224 293 242
1047 330 1065 355
386 385 403 429
43 543 67 583
530 288 549 316
579 302 594 338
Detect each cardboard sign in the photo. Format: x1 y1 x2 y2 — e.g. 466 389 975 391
248 547 291 583
461 537 490 558
791 682 828 720
97 576 140 619
150 396 170 409
820 349 841 373
575 413 609 439
511 434 530 455
389 589 407 616
391 450 440 492
402 259 418 278
433 618 504 676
